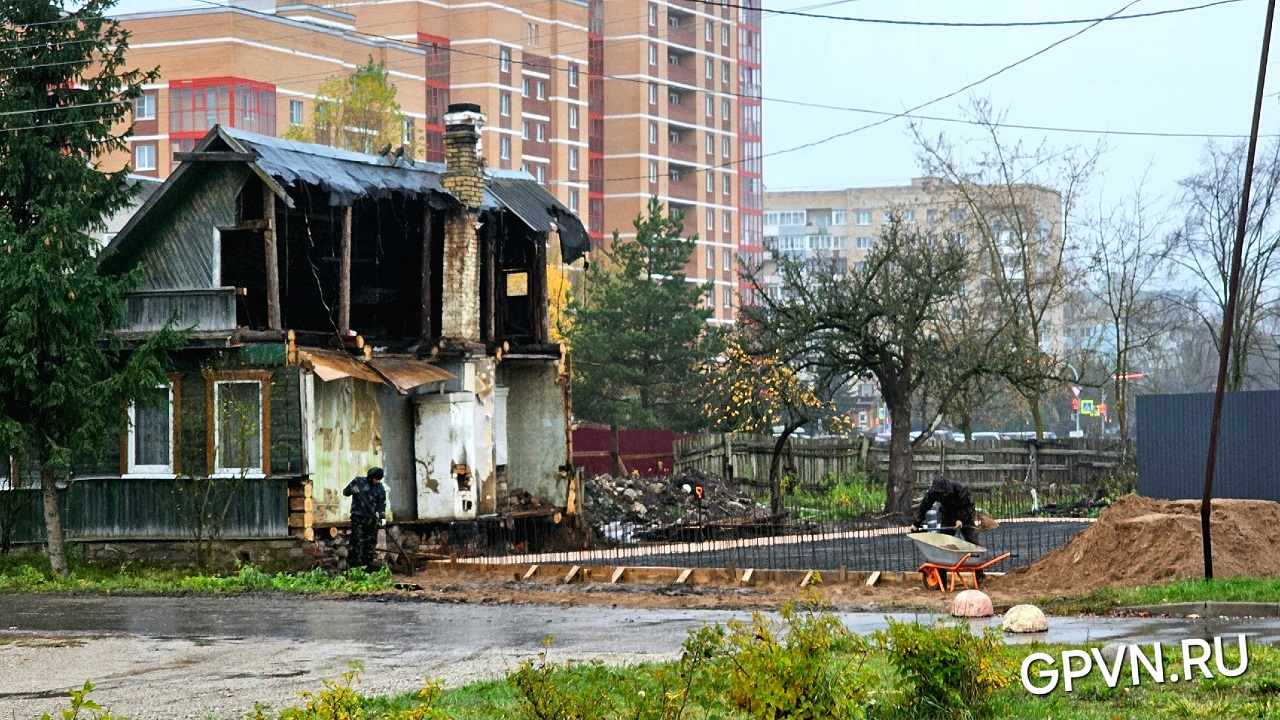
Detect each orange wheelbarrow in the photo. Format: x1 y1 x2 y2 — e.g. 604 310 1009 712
908 532 1012 593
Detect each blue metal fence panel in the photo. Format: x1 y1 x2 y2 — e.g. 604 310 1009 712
1136 390 1280 502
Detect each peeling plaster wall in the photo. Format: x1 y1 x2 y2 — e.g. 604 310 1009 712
379 388 417 521
413 357 499 520
504 360 570 505
308 376 384 523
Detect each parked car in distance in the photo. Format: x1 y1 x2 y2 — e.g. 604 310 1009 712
998 431 1058 441
967 431 1002 441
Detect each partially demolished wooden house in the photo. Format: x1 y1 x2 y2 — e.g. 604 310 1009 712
4 104 589 552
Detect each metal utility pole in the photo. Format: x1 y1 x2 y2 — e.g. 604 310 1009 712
1202 0 1277 581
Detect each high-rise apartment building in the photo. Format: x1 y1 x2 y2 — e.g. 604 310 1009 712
111 0 761 323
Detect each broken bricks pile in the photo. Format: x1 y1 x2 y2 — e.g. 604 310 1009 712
582 467 772 543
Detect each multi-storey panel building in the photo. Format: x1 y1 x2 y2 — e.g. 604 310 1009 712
112 0 760 323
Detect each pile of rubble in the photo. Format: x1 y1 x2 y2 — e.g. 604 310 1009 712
582 467 773 543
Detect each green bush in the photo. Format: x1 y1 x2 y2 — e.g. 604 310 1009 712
788 472 885 521
42 681 128 720
693 597 872 720
871 619 1011 719
507 638 614 720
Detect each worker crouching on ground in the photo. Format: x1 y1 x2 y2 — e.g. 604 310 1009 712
911 475 980 546
344 467 387 570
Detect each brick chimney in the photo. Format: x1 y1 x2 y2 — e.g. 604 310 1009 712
440 103 486 344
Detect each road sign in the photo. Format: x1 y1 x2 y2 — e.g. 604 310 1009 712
878 407 885 420
1071 398 1079 411
1099 402 1107 417
1080 399 1096 415
1071 385 1081 398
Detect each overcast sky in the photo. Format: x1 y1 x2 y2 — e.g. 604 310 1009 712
112 0 1272 216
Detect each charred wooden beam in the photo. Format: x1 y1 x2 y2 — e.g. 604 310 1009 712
421 211 433 342
483 219 497 342
263 184 282 330
339 205 353 336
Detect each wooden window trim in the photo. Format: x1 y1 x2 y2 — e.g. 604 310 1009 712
204 370 272 477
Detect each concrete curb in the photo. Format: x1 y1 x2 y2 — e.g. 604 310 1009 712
1119 601 1280 618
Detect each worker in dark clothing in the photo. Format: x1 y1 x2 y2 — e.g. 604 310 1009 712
912 475 980 546
344 467 386 570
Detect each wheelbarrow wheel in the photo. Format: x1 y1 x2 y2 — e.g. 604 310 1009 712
922 569 949 590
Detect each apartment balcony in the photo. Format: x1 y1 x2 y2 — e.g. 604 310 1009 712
666 53 696 88
668 139 697 164
667 92 696 125
668 166 697 201
666 16 696 49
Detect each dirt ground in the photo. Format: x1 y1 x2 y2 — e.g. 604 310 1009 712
391 566 1040 613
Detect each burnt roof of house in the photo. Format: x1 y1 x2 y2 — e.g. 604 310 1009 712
102 125 591 272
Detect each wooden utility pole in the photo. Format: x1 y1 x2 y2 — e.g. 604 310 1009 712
339 205 353 336
262 184 281 330
1202 0 1276 580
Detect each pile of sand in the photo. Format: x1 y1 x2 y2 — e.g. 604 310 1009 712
992 494 1280 595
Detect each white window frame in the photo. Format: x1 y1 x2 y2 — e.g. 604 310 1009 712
705 96 714 118
536 164 546 183
521 78 530 97
722 26 730 45
568 188 579 211
707 211 715 230
722 99 730 120
706 21 714 42
705 58 713 79
649 82 658 105
723 248 731 270
707 246 715 269
649 122 658 144
722 175 731 195
521 121 530 140
212 379 266 478
500 47 512 72
568 105 578 129
500 135 511 159
536 123 545 142
536 81 545 100
723 211 731 230
125 383 176 477
568 64 579 87
649 161 658 183
500 92 511 117
288 99 303 126
855 210 872 225
134 92 156 121
722 137 730 157
569 147 579 171
721 61 730 83
401 118 414 145
134 143 156 171
706 172 714 192
649 4 658 26
649 44 658 66
723 287 731 309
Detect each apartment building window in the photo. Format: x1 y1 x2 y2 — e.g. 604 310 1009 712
669 90 682 105
500 92 511 116
705 96 714 117
884 211 897 225
706 172 714 192
568 105 578 128
856 236 873 249
721 61 730 83
832 209 847 225
903 209 916 223
568 64 579 87
522 162 529 173
500 136 511 159
649 44 658 65
706 20 714 42
569 147 579 170
133 143 156 171
536 81 545 100
536 165 546 183
722 248 731 270
134 92 156 120
170 79 275 136
500 48 512 72
707 247 715 269
722 175 731 195
568 188 579 211
649 122 658 144
926 208 939 223
521 78 530 97
648 4 657 26
536 123 545 141
722 25 729 45
649 161 658 183
855 210 872 225
723 211 731 230
670 167 683 181
723 287 731 309
950 207 968 222
649 83 658 104
527 23 541 46
127 383 174 475
401 119 414 145
706 290 714 307
707 212 715 231
722 137 730 157
705 134 713 155
288 99 303 126
521 121 530 140
722 99 730 120
705 58 713 79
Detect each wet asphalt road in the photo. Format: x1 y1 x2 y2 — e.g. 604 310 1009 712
5 596 1280 719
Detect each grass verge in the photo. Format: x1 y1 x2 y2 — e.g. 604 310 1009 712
1042 577 1280 614
0 557 393 594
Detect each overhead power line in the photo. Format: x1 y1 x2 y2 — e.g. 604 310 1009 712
695 0 1242 26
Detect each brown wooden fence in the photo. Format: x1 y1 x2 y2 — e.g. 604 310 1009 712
674 433 1125 492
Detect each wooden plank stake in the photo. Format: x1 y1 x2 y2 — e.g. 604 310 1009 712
725 561 736 581
262 184 281 330
522 564 539 581
741 568 754 585
339 204 353 336
563 565 580 584
865 571 881 587
675 568 693 585
799 570 814 588
610 567 626 584
839 565 847 583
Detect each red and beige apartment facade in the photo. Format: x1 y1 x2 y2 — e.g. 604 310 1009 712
113 0 762 324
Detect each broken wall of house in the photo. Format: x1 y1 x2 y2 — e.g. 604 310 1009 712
503 360 570 505
132 164 246 292
378 388 417 521
307 375 384 523
413 358 499 520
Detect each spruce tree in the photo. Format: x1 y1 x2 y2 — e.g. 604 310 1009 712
569 198 718 473
0 0 177 575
